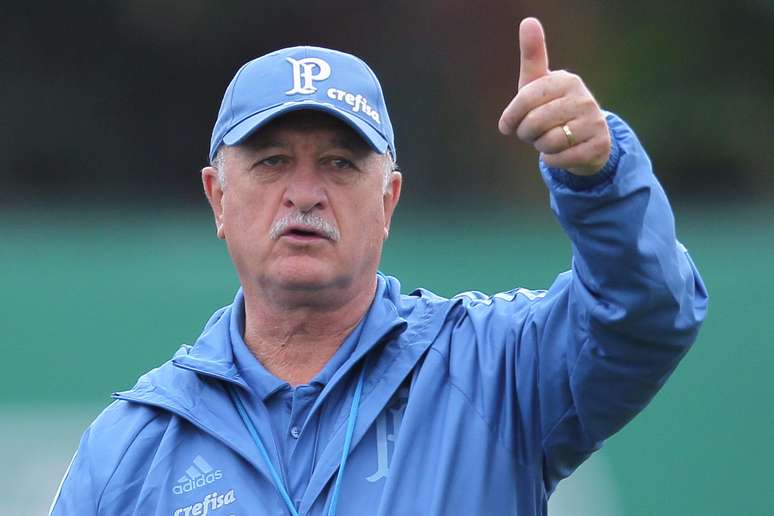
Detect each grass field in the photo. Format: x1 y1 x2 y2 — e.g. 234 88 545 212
1 203 772 514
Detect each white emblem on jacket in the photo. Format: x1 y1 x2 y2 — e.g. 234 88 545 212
366 387 409 482
172 455 222 495
172 489 236 516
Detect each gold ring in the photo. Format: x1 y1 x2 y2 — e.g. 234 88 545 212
562 124 576 148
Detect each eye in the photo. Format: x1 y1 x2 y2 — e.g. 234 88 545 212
258 155 286 167
328 157 355 169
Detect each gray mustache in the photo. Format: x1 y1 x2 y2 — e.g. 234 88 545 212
269 211 341 241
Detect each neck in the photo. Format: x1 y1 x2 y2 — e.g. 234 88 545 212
241 276 377 386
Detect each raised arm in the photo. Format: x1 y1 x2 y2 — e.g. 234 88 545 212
447 18 708 494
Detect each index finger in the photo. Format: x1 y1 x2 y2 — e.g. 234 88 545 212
498 73 566 135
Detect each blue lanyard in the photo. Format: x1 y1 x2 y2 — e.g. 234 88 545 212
227 362 367 516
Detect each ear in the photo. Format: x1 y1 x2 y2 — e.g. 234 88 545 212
202 166 226 239
382 170 402 239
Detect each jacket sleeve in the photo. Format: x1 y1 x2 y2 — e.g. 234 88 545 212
49 428 98 515
533 112 707 491
446 112 708 494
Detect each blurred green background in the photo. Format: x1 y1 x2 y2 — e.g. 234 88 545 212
2 1 773 514
3 205 772 514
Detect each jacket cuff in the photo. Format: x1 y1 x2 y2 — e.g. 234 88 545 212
540 113 622 191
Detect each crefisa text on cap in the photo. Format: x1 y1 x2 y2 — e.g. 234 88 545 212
325 88 380 124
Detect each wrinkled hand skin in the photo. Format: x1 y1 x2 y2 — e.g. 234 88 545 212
498 18 611 176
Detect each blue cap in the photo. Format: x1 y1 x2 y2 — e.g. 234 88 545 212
209 46 395 163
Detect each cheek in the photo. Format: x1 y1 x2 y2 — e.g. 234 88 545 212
346 196 388 253
222 190 274 245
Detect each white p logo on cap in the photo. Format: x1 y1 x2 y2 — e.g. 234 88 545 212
285 57 331 95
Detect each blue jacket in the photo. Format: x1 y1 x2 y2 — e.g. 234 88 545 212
50 113 707 516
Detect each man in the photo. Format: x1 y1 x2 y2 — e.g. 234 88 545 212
50 18 707 516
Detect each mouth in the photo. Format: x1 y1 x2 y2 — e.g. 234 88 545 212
279 225 330 242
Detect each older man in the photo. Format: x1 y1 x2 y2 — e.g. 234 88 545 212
50 18 707 516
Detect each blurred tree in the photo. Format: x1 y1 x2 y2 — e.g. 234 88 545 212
1 1 771 206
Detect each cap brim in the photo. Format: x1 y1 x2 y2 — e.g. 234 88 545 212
222 100 390 155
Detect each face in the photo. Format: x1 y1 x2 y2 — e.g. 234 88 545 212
202 111 401 305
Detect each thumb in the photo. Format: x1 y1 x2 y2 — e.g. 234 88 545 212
518 17 550 90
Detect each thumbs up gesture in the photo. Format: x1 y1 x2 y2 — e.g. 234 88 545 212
498 18 611 176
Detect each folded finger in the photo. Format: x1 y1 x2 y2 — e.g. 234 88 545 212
498 73 569 135
517 96 579 143
541 132 611 173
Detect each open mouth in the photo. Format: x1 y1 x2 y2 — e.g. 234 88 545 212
289 229 319 236
281 226 328 240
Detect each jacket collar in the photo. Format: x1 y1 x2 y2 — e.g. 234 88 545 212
169 303 248 388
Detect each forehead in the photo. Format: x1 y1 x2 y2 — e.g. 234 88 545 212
239 110 373 152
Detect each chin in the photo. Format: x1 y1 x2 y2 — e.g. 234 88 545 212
266 260 349 292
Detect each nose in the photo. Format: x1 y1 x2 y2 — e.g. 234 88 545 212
282 160 327 213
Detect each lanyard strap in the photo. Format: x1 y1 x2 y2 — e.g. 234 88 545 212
326 362 366 516
227 362 367 516
228 384 299 516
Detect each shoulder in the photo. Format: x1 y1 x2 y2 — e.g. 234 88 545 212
402 282 551 320
85 399 173 466
90 398 172 439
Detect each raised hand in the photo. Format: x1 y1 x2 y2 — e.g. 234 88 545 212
498 18 611 176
